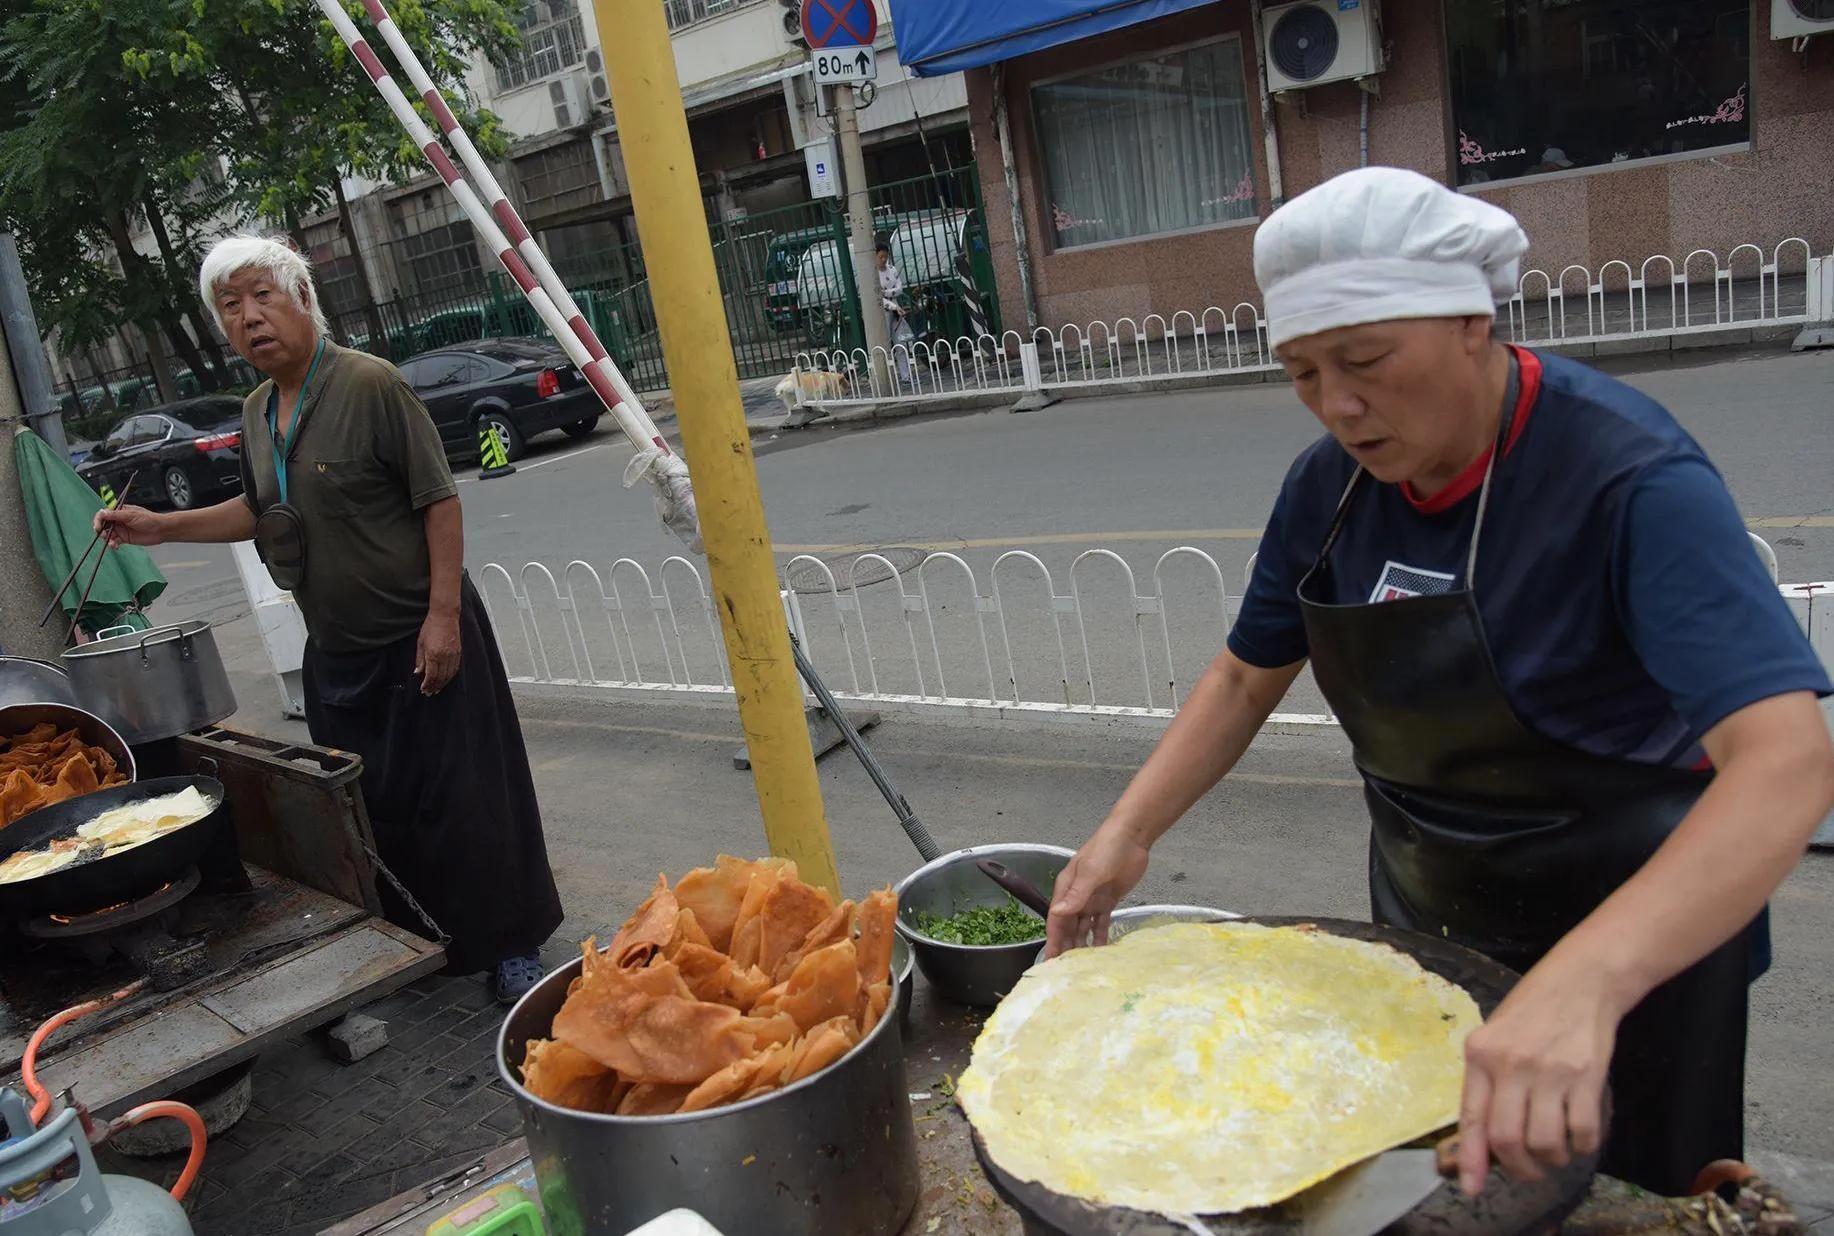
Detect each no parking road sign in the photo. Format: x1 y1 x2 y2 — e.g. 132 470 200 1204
801 0 877 49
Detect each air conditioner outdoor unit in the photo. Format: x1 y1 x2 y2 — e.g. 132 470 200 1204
1773 0 1834 38
1262 0 1383 93
549 73 590 128
585 46 612 106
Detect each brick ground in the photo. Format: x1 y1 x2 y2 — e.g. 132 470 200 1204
104 923 606 1236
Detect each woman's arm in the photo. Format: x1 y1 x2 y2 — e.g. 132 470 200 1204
1456 690 1834 1193
1044 649 1304 955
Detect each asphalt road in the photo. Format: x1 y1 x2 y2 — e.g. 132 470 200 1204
142 344 1834 1161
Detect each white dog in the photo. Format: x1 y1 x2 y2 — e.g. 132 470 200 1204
774 366 851 414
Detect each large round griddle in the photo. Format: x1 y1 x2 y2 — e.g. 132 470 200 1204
968 915 1601 1236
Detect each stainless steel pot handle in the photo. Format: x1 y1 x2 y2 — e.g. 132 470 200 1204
136 624 195 665
194 755 220 779
93 625 138 641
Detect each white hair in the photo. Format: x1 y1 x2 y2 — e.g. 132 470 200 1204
198 233 329 336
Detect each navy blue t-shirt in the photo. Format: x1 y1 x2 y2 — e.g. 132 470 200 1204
1229 348 1830 767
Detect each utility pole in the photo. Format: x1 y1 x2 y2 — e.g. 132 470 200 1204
596 0 841 895
831 85 891 387
0 295 62 661
0 233 68 460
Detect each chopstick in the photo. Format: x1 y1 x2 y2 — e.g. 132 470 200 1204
43 470 139 637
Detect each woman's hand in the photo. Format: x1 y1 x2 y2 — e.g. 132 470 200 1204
94 505 166 548
1456 948 1628 1194
1044 823 1152 958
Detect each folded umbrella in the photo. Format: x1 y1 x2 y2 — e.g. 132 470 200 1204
13 427 165 637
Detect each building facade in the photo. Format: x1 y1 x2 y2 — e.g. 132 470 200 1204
950 0 1834 332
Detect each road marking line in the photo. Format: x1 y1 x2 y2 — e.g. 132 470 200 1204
456 442 610 484
158 560 214 569
518 716 1360 787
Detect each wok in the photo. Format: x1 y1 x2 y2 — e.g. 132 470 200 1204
0 775 226 919
967 915 1602 1236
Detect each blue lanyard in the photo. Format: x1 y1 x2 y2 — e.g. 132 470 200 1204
266 337 328 505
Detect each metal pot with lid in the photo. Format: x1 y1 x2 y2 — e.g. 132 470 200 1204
61 621 237 745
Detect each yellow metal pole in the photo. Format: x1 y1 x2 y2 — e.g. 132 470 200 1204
595 0 839 894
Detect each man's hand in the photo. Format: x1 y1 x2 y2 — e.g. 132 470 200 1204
415 610 462 695
94 505 167 548
1044 823 1152 958
1455 948 1625 1194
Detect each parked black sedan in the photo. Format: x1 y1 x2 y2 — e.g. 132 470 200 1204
77 396 246 511
396 338 602 463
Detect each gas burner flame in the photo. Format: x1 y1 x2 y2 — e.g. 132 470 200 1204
46 882 176 925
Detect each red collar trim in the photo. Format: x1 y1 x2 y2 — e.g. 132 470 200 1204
1401 346 1542 515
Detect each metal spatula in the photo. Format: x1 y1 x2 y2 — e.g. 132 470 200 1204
1286 1138 1461 1236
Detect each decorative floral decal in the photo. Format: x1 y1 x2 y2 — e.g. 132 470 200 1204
1459 130 1526 166
1667 83 1747 130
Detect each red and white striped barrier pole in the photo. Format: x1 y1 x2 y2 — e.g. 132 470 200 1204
354 0 658 432
310 0 699 548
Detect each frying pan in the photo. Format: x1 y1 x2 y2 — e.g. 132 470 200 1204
0 775 226 919
967 915 1602 1236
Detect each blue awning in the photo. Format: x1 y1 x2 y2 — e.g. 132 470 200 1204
889 0 1221 77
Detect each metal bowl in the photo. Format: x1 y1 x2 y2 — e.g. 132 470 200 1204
0 701 136 784
1034 903 1241 965
893 843 1072 1007
0 657 77 709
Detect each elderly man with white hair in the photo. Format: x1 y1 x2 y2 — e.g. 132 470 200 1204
1045 170 1834 1196
98 234 563 1003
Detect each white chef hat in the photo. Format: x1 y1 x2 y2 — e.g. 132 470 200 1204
1254 167 1529 350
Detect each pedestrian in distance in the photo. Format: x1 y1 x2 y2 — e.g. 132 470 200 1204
877 241 916 387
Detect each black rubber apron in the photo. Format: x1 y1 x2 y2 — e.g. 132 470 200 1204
1295 363 1750 1196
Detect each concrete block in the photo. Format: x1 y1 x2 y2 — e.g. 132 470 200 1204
1591 335 1671 357
1674 325 1754 351
1536 340 1597 359
327 1012 389 1064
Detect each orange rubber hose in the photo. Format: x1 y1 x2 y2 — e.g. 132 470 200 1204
23 981 146 1124
118 1101 208 1202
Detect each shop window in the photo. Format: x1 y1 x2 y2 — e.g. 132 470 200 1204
1032 38 1259 249
1447 0 1751 187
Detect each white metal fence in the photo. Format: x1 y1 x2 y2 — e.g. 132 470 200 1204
792 240 1829 408
481 535 1797 731
479 548 1277 726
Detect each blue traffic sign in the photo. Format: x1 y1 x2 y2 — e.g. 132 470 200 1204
801 0 877 49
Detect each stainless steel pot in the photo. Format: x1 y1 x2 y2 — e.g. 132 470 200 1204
61 621 236 745
0 656 78 709
894 843 1073 1007
0 702 136 783
499 954 920 1236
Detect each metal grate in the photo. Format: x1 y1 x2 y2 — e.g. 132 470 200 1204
1789 0 1834 19
782 548 927 594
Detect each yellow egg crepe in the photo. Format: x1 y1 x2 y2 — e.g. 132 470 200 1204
958 921 1481 1216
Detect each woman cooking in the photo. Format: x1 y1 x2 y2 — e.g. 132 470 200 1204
1045 168 1834 1199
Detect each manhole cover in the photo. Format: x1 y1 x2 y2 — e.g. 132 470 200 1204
783 547 926 594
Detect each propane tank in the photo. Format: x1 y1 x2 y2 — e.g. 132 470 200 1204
0 1087 195 1236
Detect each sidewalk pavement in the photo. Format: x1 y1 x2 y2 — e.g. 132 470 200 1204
102 665 1834 1233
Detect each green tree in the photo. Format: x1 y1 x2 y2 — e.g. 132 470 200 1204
128 0 518 356
0 0 519 407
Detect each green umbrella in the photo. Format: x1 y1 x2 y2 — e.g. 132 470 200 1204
13 426 165 637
